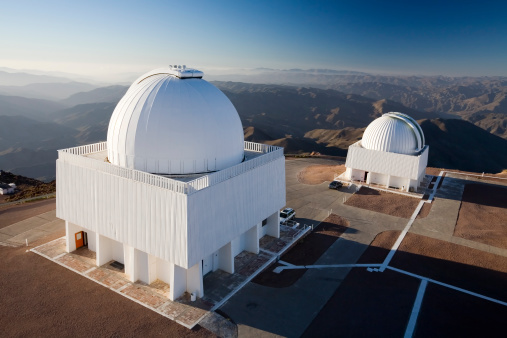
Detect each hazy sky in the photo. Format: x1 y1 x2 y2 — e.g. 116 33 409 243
1 0 506 79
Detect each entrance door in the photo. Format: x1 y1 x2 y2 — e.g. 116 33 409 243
75 231 84 249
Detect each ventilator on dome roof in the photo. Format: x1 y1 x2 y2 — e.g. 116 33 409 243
135 66 203 84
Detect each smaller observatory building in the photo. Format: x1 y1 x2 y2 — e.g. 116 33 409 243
56 66 285 300
342 112 428 192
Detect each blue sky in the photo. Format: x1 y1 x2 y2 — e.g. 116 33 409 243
1 0 506 79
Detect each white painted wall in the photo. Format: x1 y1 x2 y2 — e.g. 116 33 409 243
346 142 426 180
187 156 285 267
57 145 285 269
57 159 189 267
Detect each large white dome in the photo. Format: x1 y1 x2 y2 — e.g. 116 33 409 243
107 67 244 174
361 112 425 155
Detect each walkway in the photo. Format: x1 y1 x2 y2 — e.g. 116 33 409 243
31 221 311 330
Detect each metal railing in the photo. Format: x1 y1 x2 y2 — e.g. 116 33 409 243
58 141 284 195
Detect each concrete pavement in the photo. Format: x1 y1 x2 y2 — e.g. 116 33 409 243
219 158 410 337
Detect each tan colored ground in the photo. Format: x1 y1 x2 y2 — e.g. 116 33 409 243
0 231 214 338
0 198 56 229
297 164 346 184
253 214 349 287
345 187 427 219
454 183 507 249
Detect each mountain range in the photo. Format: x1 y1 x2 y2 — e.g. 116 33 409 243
0 69 506 181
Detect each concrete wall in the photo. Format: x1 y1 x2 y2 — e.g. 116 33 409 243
57 159 189 267
345 142 426 180
187 156 285 268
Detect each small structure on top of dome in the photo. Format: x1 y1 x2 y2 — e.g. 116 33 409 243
341 112 429 192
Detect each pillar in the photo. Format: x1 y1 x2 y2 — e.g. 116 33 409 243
96 233 112 267
244 224 259 254
124 245 137 282
264 212 280 238
187 262 204 298
169 263 187 301
218 242 234 274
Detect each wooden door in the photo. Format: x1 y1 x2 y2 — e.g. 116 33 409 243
75 231 84 249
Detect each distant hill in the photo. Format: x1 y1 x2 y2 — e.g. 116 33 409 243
419 119 507 173
0 94 66 121
0 170 55 202
61 85 128 106
327 80 507 139
214 82 446 140
0 70 76 86
0 82 97 101
1 81 506 180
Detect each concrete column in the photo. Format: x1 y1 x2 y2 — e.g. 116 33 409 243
244 224 259 254
124 245 137 282
169 263 187 301
148 254 157 284
218 242 234 274
264 212 280 238
386 175 391 188
96 233 112 267
65 221 81 253
187 262 204 298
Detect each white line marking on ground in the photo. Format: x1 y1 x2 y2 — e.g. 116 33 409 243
404 279 428 338
273 263 382 273
379 200 425 272
387 266 507 307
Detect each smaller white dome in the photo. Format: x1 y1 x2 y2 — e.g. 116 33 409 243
361 112 425 155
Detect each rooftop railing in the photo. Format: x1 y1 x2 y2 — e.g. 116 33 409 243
58 141 284 195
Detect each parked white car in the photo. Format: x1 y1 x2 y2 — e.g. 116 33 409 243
280 207 296 224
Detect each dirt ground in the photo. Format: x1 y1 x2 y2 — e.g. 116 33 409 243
454 183 507 249
0 198 56 229
252 214 349 287
297 164 346 184
0 231 214 338
345 187 427 219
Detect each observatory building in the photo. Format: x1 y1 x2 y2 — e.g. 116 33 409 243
342 112 428 192
56 66 285 300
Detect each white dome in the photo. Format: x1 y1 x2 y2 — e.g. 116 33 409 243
107 67 244 174
361 112 425 155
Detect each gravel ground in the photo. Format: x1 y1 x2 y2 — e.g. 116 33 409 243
252 214 349 287
0 198 56 229
297 164 346 184
454 183 507 249
345 187 422 219
0 232 214 338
